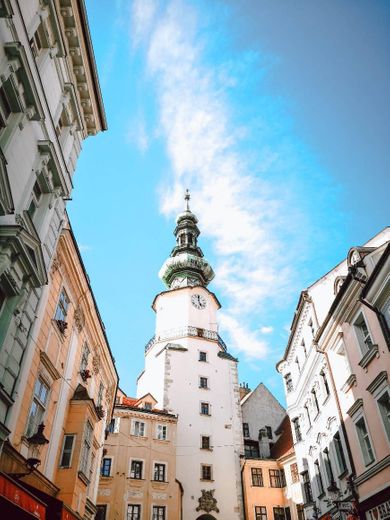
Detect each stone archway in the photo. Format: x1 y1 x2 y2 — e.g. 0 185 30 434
196 515 217 520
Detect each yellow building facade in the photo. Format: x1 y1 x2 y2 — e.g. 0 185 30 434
0 222 118 519
97 391 181 520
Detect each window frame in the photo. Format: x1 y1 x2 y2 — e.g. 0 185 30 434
199 376 208 389
152 505 166 520
127 504 141 520
269 468 285 488
243 422 250 438
25 376 50 438
200 402 210 416
131 419 146 437
377 387 390 442
100 457 112 477
59 433 75 468
353 311 374 355
251 467 264 487
153 462 167 482
54 288 69 322
273 507 286 520
156 424 168 441
254 506 267 520
201 435 211 450
333 432 348 474
79 420 93 476
199 351 207 362
129 459 144 480
201 464 212 481
354 414 375 466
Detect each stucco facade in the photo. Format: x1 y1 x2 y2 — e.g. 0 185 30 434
277 227 390 520
97 390 180 520
0 0 106 448
0 223 118 519
317 237 390 519
137 199 244 519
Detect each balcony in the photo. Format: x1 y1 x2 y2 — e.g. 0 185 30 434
145 327 227 354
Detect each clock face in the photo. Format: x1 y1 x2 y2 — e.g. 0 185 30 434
191 293 207 309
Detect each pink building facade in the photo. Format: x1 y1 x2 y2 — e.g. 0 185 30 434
318 239 390 519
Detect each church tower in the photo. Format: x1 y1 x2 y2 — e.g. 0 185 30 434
137 192 244 519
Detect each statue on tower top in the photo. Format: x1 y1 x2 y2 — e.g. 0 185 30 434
158 189 215 289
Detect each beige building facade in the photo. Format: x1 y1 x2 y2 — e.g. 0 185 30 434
97 390 180 520
0 222 118 519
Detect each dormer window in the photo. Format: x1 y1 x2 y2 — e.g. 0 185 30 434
144 402 152 410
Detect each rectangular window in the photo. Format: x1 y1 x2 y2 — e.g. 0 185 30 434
290 463 299 483
152 506 166 520
274 507 286 520
26 377 50 437
54 289 69 322
251 467 263 486
285 373 293 393
304 404 311 429
265 426 272 439
201 464 212 481
97 382 104 408
354 313 373 354
333 432 347 473
130 460 143 479
100 457 112 477
59 434 75 468
127 505 141 520
132 420 145 436
377 389 390 441
292 418 302 443
355 416 375 465
302 470 313 503
200 402 210 415
156 424 167 440
80 343 90 372
269 469 285 488
244 441 259 458
243 422 250 438
80 421 93 475
153 463 166 482
320 370 330 398
285 507 291 520
96 505 107 520
314 459 324 496
201 436 210 449
323 448 335 484
199 377 208 389
312 388 320 415
255 506 267 520
199 351 207 362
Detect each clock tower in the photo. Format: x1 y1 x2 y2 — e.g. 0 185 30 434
137 192 244 519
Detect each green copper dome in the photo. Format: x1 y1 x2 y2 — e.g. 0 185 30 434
159 190 215 289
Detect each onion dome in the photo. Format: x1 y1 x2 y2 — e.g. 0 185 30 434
159 190 215 289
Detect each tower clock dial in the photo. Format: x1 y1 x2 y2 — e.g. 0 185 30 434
191 293 207 309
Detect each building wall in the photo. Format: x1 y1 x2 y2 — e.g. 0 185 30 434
0 0 106 442
97 402 180 520
0 225 118 519
138 284 244 519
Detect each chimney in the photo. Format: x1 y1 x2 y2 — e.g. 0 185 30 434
239 382 251 401
258 428 270 459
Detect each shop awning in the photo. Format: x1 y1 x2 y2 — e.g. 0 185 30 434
0 472 46 519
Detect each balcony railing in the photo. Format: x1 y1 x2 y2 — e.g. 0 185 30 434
145 326 227 354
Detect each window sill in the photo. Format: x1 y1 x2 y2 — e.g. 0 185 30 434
130 434 148 439
127 477 145 480
152 480 168 483
200 413 211 417
200 447 213 451
338 469 348 479
78 470 89 486
358 345 379 370
200 479 214 482
199 387 210 390
154 438 169 442
100 475 113 479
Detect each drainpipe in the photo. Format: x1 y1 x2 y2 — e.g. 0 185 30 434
240 460 248 520
175 478 184 520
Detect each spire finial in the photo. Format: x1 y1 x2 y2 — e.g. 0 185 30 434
184 189 190 211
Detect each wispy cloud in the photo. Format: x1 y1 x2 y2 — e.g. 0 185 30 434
131 0 336 360
127 115 150 152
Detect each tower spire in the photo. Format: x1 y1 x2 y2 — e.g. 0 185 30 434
158 191 215 289
185 189 190 211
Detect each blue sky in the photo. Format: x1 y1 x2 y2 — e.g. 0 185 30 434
69 0 390 404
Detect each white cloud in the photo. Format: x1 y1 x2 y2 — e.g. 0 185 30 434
131 0 305 360
260 326 274 335
78 244 92 252
132 0 159 47
126 115 150 152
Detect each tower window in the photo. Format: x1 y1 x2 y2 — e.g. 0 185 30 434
199 351 207 362
199 377 208 389
200 402 210 415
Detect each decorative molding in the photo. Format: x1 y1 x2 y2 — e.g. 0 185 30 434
341 374 357 393
92 352 100 374
347 398 363 418
358 345 379 370
74 306 85 333
326 416 337 431
39 351 61 381
196 489 219 514
354 454 390 486
366 371 388 395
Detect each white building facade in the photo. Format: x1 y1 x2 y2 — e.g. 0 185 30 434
137 194 244 520
0 0 106 446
